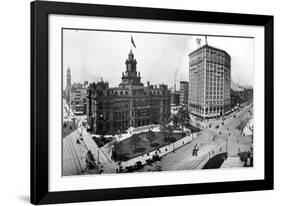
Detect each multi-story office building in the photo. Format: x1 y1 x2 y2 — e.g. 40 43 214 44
64 68 88 115
87 50 171 135
188 43 231 119
179 81 189 106
70 84 87 115
171 92 180 106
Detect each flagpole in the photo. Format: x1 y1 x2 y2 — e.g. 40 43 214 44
130 35 132 52
130 35 132 51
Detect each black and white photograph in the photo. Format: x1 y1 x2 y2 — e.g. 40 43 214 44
62 29 254 176
28 1 274 204
0 0 277 204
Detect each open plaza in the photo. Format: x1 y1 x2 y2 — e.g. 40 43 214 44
63 101 253 175
62 34 254 176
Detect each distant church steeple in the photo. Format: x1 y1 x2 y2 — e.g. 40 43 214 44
67 67 71 88
66 67 71 105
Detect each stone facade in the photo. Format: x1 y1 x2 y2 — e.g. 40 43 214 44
188 44 231 119
87 50 171 134
171 92 180 106
179 81 189 106
70 84 87 115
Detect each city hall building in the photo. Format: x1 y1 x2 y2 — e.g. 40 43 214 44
188 42 231 119
87 50 171 135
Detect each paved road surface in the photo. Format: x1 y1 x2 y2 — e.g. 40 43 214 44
159 104 253 171
63 104 253 175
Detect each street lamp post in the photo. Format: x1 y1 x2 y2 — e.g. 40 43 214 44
97 147 100 166
226 137 228 158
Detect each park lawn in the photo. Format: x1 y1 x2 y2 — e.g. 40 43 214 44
113 131 186 161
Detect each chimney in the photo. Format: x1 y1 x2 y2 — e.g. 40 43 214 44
147 81 150 87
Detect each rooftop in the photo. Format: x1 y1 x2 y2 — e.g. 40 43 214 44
189 44 230 57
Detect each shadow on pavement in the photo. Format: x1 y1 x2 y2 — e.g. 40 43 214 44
202 152 227 169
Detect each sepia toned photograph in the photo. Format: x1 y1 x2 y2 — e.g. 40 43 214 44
62 29 254 176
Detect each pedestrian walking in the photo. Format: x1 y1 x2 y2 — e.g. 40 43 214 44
86 150 96 170
192 144 198 156
194 144 199 156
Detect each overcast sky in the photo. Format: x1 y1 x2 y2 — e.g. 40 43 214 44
63 29 254 89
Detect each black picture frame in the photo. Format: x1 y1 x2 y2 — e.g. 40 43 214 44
31 0 274 204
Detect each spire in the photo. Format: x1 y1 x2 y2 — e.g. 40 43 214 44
128 49 134 61
67 66 71 87
126 50 136 72
67 66 71 75
119 50 143 86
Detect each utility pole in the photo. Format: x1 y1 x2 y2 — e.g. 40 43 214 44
226 137 228 158
97 147 100 165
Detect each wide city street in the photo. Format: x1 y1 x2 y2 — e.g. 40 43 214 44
159 103 253 171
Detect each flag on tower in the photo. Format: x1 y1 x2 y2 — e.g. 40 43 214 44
131 35 137 49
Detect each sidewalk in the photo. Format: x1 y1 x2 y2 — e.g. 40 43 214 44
63 126 117 175
220 157 244 168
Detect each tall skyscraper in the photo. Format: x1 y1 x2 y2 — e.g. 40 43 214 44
188 40 231 119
